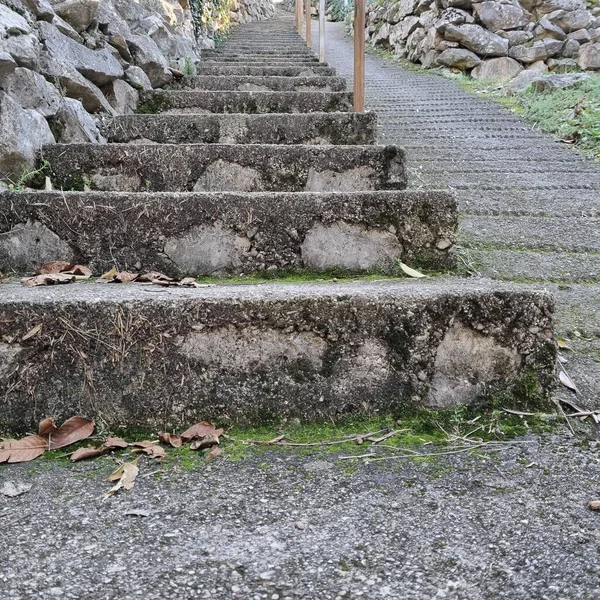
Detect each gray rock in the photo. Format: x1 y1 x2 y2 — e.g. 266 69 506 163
127 34 172 88
53 0 99 33
0 6 40 69
51 14 84 42
444 23 508 56
1 67 61 117
102 79 138 114
0 91 55 182
124 65 152 90
0 51 17 82
441 0 473 8
108 33 133 62
39 53 114 113
546 57 579 71
537 0 587 15
49 97 106 143
23 0 55 21
568 28 591 43
527 59 549 72
505 68 544 91
38 21 123 86
474 1 530 31
577 42 600 69
471 56 523 81
0 4 30 35
390 16 421 44
386 0 419 22
421 48 440 67
536 17 567 40
549 8 592 32
504 30 534 46
437 47 482 68
435 8 474 33
531 72 589 89
137 14 197 65
509 39 563 62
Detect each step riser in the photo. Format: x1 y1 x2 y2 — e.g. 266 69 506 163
43 144 407 192
200 57 323 64
104 113 377 145
0 190 456 276
0 282 555 431
175 76 347 92
137 90 353 114
195 66 336 76
203 49 314 56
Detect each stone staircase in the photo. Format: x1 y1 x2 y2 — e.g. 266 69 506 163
0 13 556 431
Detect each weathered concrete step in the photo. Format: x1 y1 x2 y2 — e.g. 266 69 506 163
461 248 600 283
196 65 336 76
104 112 377 145
177 76 347 92
460 215 600 253
0 278 555 431
0 189 456 276
137 90 353 114
43 143 406 192
199 55 321 63
203 49 313 56
418 161 600 175
407 148 584 163
413 172 600 189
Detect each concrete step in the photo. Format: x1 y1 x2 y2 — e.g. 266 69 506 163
203 49 314 56
0 278 555 431
175 76 347 92
195 65 336 76
199 55 322 63
137 90 353 114
104 112 377 145
0 189 456 276
43 143 407 192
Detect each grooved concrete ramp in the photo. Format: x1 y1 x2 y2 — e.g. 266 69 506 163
313 20 600 407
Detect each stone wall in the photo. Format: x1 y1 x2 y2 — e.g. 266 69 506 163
280 0 351 22
0 0 274 186
359 0 600 79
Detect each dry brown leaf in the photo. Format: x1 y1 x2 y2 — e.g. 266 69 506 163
557 339 573 351
136 271 173 283
116 272 137 283
36 261 74 275
62 265 92 278
22 323 43 342
158 432 183 448
180 421 219 442
105 457 140 498
206 446 222 462
179 277 199 287
131 440 166 459
589 500 600 511
70 436 128 462
190 433 221 451
38 417 59 437
21 274 76 287
0 435 47 463
45 416 95 450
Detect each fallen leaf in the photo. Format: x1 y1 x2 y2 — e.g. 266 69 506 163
44 416 95 450
131 441 166 459
180 421 219 442
0 435 47 463
105 456 140 498
559 370 579 394
190 433 221 451
588 500 600 511
158 432 183 448
22 323 43 342
38 417 59 437
136 271 173 283
62 265 92 278
179 277 199 287
398 262 428 278
70 436 128 462
206 446 222 462
101 266 117 280
21 273 75 287
1 480 32 497
36 261 75 275
557 339 573 351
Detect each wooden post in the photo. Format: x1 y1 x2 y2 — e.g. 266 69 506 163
319 0 325 62
353 0 365 112
296 0 302 34
305 0 311 46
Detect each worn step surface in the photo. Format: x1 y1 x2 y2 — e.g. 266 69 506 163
104 112 377 145
0 190 456 276
0 278 555 431
195 64 336 76
43 143 406 192
174 75 347 92
138 89 353 113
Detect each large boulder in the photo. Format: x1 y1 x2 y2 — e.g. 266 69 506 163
577 42 600 69
0 91 55 182
1 67 62 117
474 1 531 31
531 72 589 89
39 53 114 113
102 79 138 114
435 8 474 33
124 65 152 90
437 47 482 68
385 0 419 23
53 0 99 33
504 30 534 46
137 14 197 65
23 0 55 21
390 16 421 44
471 56 523 80
536 17 567 40
0 5 41 69
48 98 106 143
444 23 509 56
509 39 563 62
536 0 587 16
127 34 172 87
38 21 123 86
0 51 17 82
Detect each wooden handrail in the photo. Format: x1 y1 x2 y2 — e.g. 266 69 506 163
296 0 302 34
305 0 311 46
319 0 325 62
354 0 365 112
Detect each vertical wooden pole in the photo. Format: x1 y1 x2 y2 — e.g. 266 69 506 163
353 0 365 112
319 0 325 62
296 0 302 34
305 0 311 46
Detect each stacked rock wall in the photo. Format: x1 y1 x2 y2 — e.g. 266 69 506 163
231 0 275 23
359 0 600 78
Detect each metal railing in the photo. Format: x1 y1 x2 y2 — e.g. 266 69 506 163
295 0 365 113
